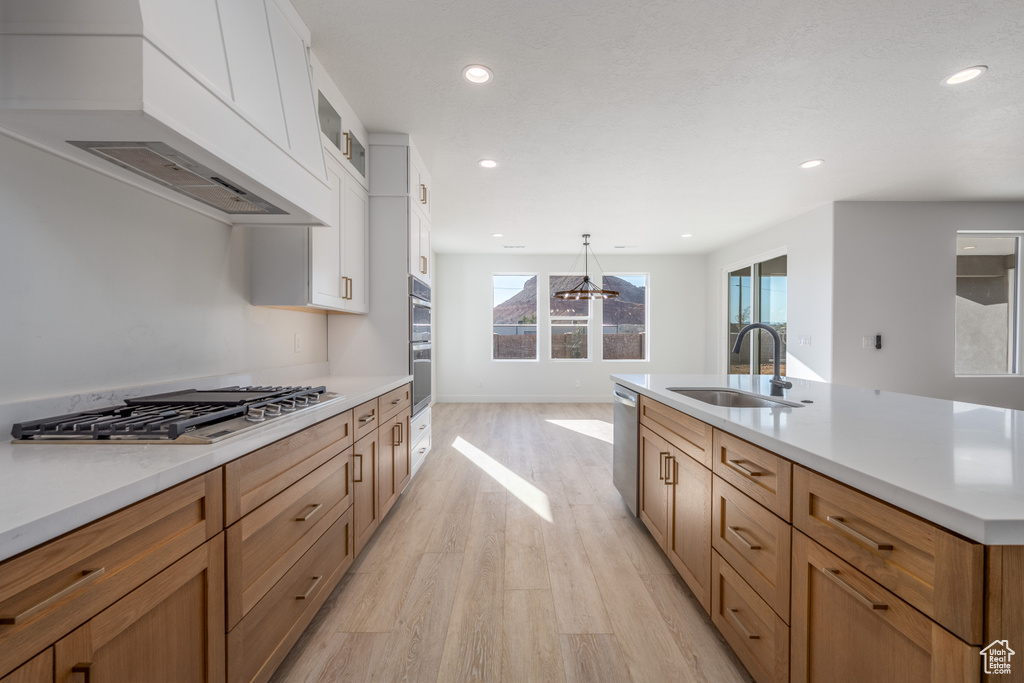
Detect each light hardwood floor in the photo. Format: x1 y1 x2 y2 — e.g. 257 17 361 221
271 403 753 683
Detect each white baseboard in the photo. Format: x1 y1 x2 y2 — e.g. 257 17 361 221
436 394 612 403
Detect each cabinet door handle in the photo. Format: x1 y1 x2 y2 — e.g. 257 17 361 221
727 459 763 478
343 276 351 300
296 575 323 600
665 457 677 486
821 567 888 610
359 414 376 424
728 525 762 550
0 567 106 625
353 453 363 482
343 132 353 160
72 663 92 683
659 452 668 481
295 503 323 522
825 516 893 551
420 183 428 204
726 608 760 640
420 255 428 274
393 423 403 446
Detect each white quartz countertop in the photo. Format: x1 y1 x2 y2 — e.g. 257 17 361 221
0 374 411 562
611 373 1024 545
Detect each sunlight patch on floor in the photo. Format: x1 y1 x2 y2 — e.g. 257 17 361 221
452 436 553 523
545 419 614 444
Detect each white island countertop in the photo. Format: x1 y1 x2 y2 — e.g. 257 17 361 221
612 373 1024 545
0 374 411 563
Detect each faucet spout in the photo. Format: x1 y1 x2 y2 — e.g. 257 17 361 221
731 323 792 396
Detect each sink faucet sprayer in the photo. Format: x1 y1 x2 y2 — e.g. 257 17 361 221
731 323 792 397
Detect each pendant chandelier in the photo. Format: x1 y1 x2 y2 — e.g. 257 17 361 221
554 234 619 300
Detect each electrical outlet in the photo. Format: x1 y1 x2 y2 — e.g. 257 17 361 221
294 333 302 353
574 380 581 388
799 335 812 347
862 335 873 349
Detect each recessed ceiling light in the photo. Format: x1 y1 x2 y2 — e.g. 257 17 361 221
681 233 694 238
944 66 987 85
799 159 824 169
491 233 503 237
479 159 498 168
463 65 493 84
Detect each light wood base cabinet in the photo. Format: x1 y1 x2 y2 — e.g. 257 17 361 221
639 425 712 611
791 531 978 683
353 430 380 556
1 651 51 683
55 534 226 683
379 408 412 520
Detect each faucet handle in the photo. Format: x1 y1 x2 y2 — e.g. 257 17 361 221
771 378 793 390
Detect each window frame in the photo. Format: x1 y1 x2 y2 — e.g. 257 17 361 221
601 272 651 362
491 272 540 362
549 273 592 361
954 231 1023 378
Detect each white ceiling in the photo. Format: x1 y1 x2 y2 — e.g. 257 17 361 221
292 0 1023 255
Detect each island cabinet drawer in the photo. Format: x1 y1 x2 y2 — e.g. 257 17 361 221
639 395 713 468
712 476 792 622
226 451 352 630
792 466 984 645
712 430 792 522
0 469 222 678
353 398 379 442
711 551 789 683
379 383 411 423
224 410 354 525
228 508 353 683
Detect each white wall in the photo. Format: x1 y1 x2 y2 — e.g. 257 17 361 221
0 132 327 404
832 201 1024 410
703 204 834 382
435 253 705 402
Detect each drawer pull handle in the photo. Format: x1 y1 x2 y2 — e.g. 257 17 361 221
0 567 106 625
419 447 427 453
728 525 762 551
391 398 402 405
822 568 888 610
360 414 376 424
659 452 669 481
419 424 427 430
296 503 323 522
296 575 323 600
728 459 763 478
353 453 363 483
826 516 894 551
727 608 759 640
72 663 92 683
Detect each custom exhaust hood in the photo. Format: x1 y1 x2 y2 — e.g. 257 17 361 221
0 0 331 226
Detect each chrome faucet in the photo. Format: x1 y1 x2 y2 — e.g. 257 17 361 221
732 323 792 396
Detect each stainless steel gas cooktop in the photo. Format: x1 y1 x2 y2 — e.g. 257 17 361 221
11 385 345 444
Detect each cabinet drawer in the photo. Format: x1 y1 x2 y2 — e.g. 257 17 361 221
791 531 979 683
228 508 353 683
711 551 789 683
411 425 431 474
225 410 353 524
712 476 791 622
411 406 431 439
226 451 351 629
712 430 791 521
379 383 411 422
0 470 222 678
353 398 379 442
792 466 984 645
639 396 713 467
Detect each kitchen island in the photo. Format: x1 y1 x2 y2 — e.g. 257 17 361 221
612 373 1023 683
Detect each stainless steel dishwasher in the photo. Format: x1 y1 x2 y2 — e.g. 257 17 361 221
612 384 639 516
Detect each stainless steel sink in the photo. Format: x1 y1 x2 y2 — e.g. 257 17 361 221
666 388 804 408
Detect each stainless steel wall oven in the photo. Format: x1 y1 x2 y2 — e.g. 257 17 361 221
410 277 431 415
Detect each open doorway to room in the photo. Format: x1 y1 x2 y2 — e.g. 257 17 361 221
727 254 788 375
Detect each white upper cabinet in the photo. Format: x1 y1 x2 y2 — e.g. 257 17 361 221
410 146 432 219
342 170 369 311
409 201 431 286
311 54 369 191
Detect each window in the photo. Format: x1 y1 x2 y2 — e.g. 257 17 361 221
728 255 787 374
550 275 590 360
956 234 1021 375
603 274 648 360
493 275 537 360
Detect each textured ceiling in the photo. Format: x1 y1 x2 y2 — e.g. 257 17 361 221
292 0 1023 254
